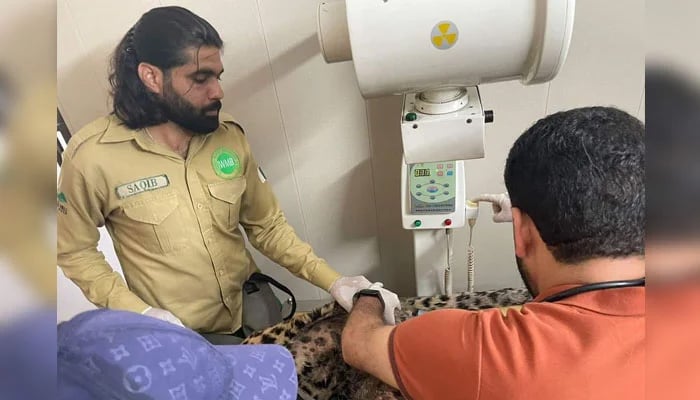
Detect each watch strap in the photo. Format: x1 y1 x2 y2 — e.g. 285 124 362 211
352 288 385 308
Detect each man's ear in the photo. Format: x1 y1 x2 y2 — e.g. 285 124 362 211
513 207 532 259
137 62 164 94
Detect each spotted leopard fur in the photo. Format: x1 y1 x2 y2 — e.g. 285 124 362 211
242 287 531 399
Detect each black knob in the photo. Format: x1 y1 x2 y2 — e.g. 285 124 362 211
485 110 494 123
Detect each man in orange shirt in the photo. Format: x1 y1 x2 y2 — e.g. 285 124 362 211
341 106 645 400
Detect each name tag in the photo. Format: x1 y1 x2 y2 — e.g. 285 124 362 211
116 175 170 199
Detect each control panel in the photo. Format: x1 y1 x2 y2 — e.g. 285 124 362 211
401 158 466 230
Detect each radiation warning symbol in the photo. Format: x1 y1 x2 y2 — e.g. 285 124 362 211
431 21 459 50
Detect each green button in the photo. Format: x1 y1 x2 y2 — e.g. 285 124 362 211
405 112 417 122
414 220 422 227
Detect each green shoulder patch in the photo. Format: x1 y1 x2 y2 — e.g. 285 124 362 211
211 148 241 179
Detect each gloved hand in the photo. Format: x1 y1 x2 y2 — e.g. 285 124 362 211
141 306 185 328
330 275 373 312
364 282 401 325
471 193 513 223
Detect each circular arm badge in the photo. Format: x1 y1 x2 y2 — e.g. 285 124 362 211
211 148 241 179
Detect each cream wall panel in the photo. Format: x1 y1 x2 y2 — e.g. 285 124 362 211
546 0 645 115
365 96 417 295
256 0 381 298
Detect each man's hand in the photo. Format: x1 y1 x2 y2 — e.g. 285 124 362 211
330 275 372 312
364 283 401 325
471 193 513 223
141 306 185 328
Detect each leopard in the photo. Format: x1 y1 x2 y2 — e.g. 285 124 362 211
242 287 531 400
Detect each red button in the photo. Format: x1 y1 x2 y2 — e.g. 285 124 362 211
447 163 454 168
437 171 444 176
445 219 452 226
438 164 444 169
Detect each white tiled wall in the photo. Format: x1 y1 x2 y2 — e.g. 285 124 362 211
57 0 645 319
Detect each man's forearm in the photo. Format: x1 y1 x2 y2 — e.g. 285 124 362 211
348 296 385 325
341 296 399 388
342 297 385 365
58 250 148 312
243 210 341 290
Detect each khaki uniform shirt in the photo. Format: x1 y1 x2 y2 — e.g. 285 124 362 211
57 114 340 333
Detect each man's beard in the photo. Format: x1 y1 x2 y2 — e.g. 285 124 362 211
159 84 221 135
516 256 539 298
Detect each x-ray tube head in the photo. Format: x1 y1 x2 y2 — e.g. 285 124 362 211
318 0 575 97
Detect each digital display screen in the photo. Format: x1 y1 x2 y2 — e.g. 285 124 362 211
414 168 431 177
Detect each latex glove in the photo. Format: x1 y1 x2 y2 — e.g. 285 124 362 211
471 193 513 223
142 306 185 328
330 275 373 312
365 282 401 325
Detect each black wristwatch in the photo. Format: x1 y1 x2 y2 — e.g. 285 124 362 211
352 288 385 308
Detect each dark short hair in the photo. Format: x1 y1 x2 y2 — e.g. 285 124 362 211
505 107 645 264
108 6 223 129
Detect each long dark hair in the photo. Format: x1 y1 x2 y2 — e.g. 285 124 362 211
108 6 223 129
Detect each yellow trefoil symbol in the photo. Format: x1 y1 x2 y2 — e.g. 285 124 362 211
431 21 459 50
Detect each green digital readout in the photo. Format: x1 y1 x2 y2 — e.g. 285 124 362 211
414 168 431 177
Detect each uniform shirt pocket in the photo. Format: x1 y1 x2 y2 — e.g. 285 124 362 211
207 178 247 230
122 190 187 254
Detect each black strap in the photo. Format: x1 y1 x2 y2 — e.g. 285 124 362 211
543 278 645 303
245 272 297 320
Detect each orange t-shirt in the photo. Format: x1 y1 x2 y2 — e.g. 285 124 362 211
389 285 644 400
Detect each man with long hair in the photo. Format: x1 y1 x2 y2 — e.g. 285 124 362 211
57 6 396 342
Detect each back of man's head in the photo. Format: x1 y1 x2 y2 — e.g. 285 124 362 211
505 107 645 265
109 6 223 129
